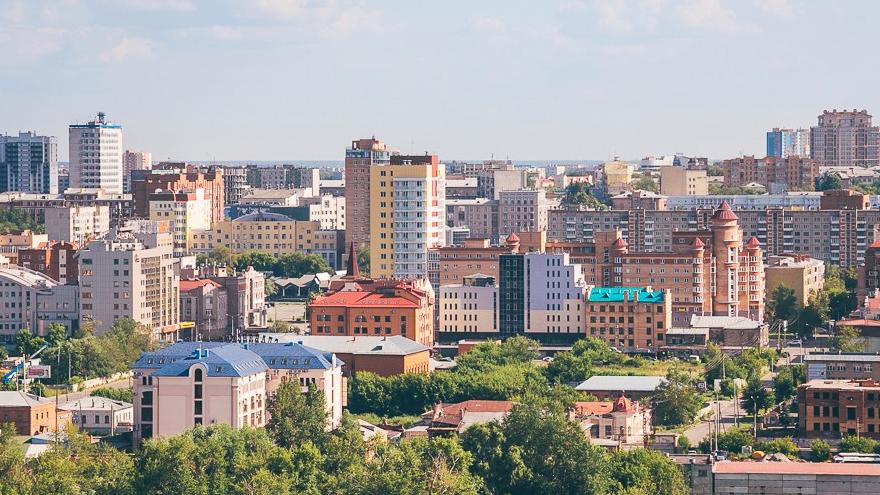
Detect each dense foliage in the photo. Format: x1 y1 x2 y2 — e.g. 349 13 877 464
14 318 155 385
0 389 688 495
562 182 607 209
0 208 44 234
91 387 135 403
196 248 332 278
651 368 703 427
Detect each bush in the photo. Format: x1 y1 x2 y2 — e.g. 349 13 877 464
756 438 798 457
91 387 134 403
811 439 831 461
840 434 878 453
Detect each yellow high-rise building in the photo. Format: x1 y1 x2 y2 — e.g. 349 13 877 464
370 155 445 279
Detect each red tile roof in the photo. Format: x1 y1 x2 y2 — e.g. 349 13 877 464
713 201 738 220
573 401 614 415
714 461 880 475
310 290 420 308
180 279 223 292
439 400 515 415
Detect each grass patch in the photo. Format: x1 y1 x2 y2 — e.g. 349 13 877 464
351 413 421 428
593 359 703 377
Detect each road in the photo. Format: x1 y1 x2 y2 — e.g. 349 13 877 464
53 376 132 406
683 398 740 445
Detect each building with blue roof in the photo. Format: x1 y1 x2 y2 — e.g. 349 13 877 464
585 286 672 353
587 287 665 303
132 342 344 443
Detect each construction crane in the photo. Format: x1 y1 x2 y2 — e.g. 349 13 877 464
2 343 49 383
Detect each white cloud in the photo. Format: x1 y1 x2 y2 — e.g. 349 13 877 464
208 26 244 40
254 0 309 19
5 1 26 24
469 16 507 36
0 27 66 59
100 36 154 63
594 0 666 34
252 0 383 37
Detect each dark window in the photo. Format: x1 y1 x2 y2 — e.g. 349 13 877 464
848 407 857 420
194 401 203 415
141 391 153 406
194 384 203 399
141 407 153 422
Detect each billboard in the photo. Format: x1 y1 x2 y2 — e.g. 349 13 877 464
27 365 51 379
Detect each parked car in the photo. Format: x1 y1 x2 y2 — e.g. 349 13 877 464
787 339 802 346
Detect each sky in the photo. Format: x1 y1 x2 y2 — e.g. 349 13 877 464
2 0 879 162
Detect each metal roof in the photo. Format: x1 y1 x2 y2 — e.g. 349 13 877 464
804 353 880 363
587 287 664 303
575 375 666 392
0 391 54 407
260 334 429 356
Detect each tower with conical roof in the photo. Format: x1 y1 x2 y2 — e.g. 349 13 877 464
711 201 742 317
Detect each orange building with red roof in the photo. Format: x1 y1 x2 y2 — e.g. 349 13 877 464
309 247 434 345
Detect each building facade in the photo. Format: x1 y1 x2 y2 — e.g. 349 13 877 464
179 279 228 341
369 154 446 279
721 155 816 192
17 241 79 285
62 397 133 435
344 138 391 255
149 189 212 256
798 379 880 439
659 166 708 196
44 205 110 245
766 128 810 159
123 150 152 193
0 132 58 194
78 226 179 340
69 113 123 194
765 254 825 306
811 109 880 168
445 198 498 240
131 167 224 224
0 265 79 344
0 391 63 436
439 274 498 335
498 189 549 236
585 287 671 351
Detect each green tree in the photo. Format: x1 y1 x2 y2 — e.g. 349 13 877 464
45 323 68 347
773 364 805 401
741 378 775 415
611 448 689 495
275 252 332 278
562 182 606 209
652 369 703 427
811 439 831 461
265 278 278 298
15 328 46 356
196 246 234 267
356 245 370 277
91 387 134 403
269 320 294 333
712 427 754 454
631 176 658 192
0 208 44 234
756 437 799 457
266 382 329 449
544 337 621 383
833 326 868 353
815 173 843 191
455 336 540 371
461 395 614 495
768 285 798 324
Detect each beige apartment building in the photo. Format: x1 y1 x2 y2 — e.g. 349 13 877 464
148 189 212 256
659 166 708 196
765 254 825 306
44 205 110 245
498 189 550 236
192 212 321 256
78 224 179 340
438 274 498 334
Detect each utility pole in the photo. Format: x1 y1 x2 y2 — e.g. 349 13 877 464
733 380 739 428
752 398 758 438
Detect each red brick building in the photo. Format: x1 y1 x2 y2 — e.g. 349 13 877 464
0 391 67 436
131 167 224 223
17 241 79 285
798 379 880 439
721 155 816 191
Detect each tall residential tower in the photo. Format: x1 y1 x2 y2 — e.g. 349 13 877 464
810 109 880 167
69 112 124 194
0 132 58 194
344 138 391 258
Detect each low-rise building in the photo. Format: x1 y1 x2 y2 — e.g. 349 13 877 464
439 274 498 336
610 190 667 210
199 265 268 335
660 166 708 196
132 341 343 443
574 375 666 401
688 315 769 348
804 353 880 381
61 397 133 435
797 379 880 439
0 230 48 264
260 333 430 376
179 279 228 341
765 254 825 306
0 265 79 344
17 241 79 285
417 400 514 437
44 205 110 245
445 198 498 240
713 460 880 495
0 391 64 436
571 394 652 449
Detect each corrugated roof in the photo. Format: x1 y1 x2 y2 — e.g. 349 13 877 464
575 375 666 392
689 315 761 330
587 287 664 303
804 353 880 363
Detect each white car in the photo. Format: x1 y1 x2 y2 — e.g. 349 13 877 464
787 339 802 346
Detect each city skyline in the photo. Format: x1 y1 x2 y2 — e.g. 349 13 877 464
3 0 880 161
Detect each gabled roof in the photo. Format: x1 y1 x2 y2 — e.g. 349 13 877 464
0 391 54 407
247 342 336 370
150 345 268 378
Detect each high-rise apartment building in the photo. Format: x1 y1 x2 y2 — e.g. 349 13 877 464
369 154 446 279
123 150 152 193
0 265 80 344
148 189 212 256
69 113 124 194
811 109 880 167
0 132 58 194
767 128 810 159
220 166 249 205
78 224 179 340
344 138 391 256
